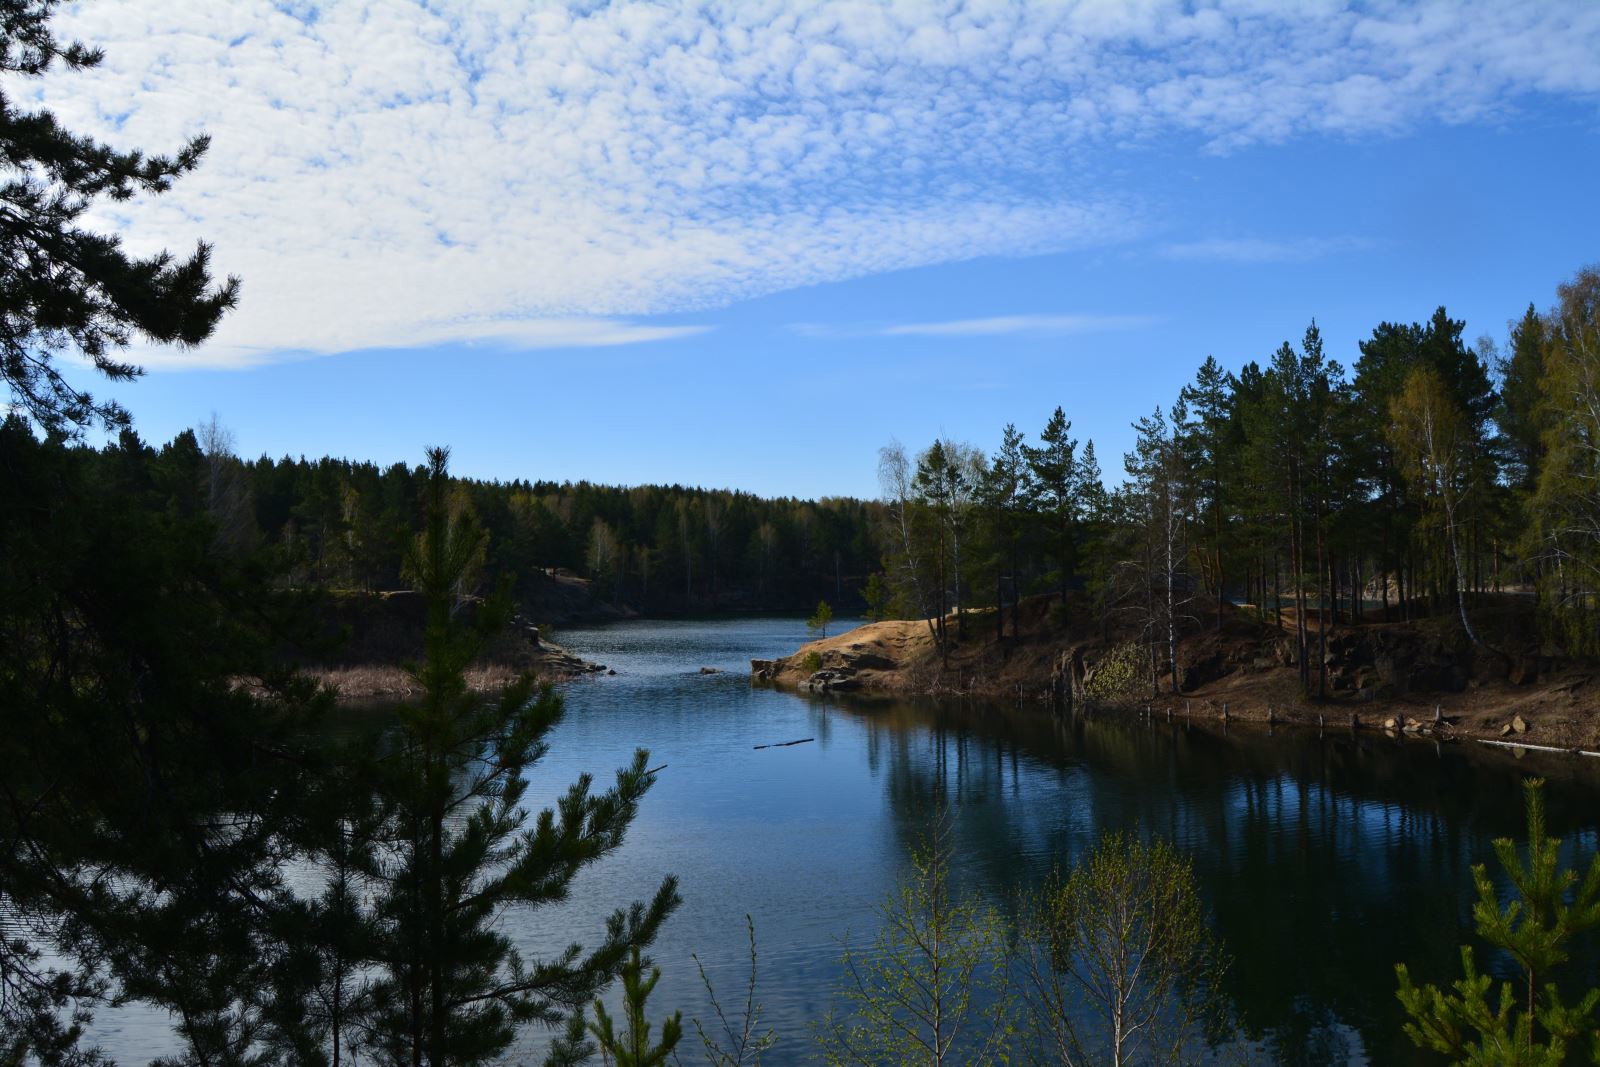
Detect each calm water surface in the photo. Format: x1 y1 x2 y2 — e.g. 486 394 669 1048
520 616 1600 1067
92 616 1600 1064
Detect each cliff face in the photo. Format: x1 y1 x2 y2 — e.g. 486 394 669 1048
754 596 1600 752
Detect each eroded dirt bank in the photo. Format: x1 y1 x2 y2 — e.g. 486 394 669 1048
753 597 1600 754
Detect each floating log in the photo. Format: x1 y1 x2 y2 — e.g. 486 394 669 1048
754 737 815 750
1475 738 1600 758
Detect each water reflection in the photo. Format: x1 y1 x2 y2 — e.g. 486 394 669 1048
86 616 1600 1065
817 692 1600 1066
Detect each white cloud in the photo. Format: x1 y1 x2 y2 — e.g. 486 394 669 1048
880 314 1152 338
1159 236 1373 263
24 1 1600 366
127 317 711 371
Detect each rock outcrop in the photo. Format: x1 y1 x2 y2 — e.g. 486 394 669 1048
753 628 916 694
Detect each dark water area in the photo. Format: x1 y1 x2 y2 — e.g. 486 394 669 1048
88 616 1600 1064
517 616 1600 1066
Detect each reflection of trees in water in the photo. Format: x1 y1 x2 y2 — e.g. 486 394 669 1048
826 695 1600 1066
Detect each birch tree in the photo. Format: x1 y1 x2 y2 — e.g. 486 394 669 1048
1390 366 1485 648
1528 265 1600 653
1125 405 1194 695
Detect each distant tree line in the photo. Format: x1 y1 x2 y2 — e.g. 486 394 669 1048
232 449 879 615
876 264 1600 694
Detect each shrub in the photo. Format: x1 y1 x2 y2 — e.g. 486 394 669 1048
1084 640 1149 704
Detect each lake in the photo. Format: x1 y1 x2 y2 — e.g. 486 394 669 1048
88 615 1600 1064
518 615 1600 1066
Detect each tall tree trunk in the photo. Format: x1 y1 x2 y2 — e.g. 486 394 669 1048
951 526 964 642
429 801 445 1065
1167 483 1179 695
1214 492 1225 632
1316 514 1328 699
1010 543 1021 641
1273 549 1282 631
996 570 1005 644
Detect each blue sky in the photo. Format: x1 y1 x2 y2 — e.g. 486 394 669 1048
35 1 1600 498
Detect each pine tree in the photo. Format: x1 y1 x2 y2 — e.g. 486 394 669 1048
0 0 239 437
1179 356 1240 632
1025 407 1081 610
978 423 1032 643
911 441 956 655
588 948 683 1067
360 447 680 1066
1499 303 1552 494
1396 778 1600 1063
0 419 334 1063
808 598 834 639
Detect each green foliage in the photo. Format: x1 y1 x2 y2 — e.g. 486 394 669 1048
352 448 681 1065
1527 266 1600 656
978 422 1033 641
816 821 1012 1067
0 0 239 437
236 451 881 613
862 573 891 621
1396 778 1600 1063
1025 406 1082 605
1084 641 1150 705
801 650 823 673
808 599 834 639
1499 303 1551 493
1016 831 1229 1067
0 417 333 1063
687 915 778 1067
588 947 683 1067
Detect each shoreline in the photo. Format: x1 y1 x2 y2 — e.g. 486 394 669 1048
753 610 1600 756
304 637 609 702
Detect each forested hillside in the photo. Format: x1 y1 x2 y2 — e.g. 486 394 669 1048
872 265 1600 697
161 428 883 616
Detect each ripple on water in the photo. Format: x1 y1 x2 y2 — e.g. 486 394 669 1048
79 616 1600 1065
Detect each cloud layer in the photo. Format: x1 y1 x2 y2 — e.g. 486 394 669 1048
28 1 1600 364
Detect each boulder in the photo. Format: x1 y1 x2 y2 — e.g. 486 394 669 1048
803 669 858 693
839 651 895 672
1512 715 1530 735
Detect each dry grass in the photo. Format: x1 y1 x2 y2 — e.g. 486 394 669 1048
305 664 535 701
763 597 1600 754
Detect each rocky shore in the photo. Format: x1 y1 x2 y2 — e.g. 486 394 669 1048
754 601 1600 756
296 589 608 701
